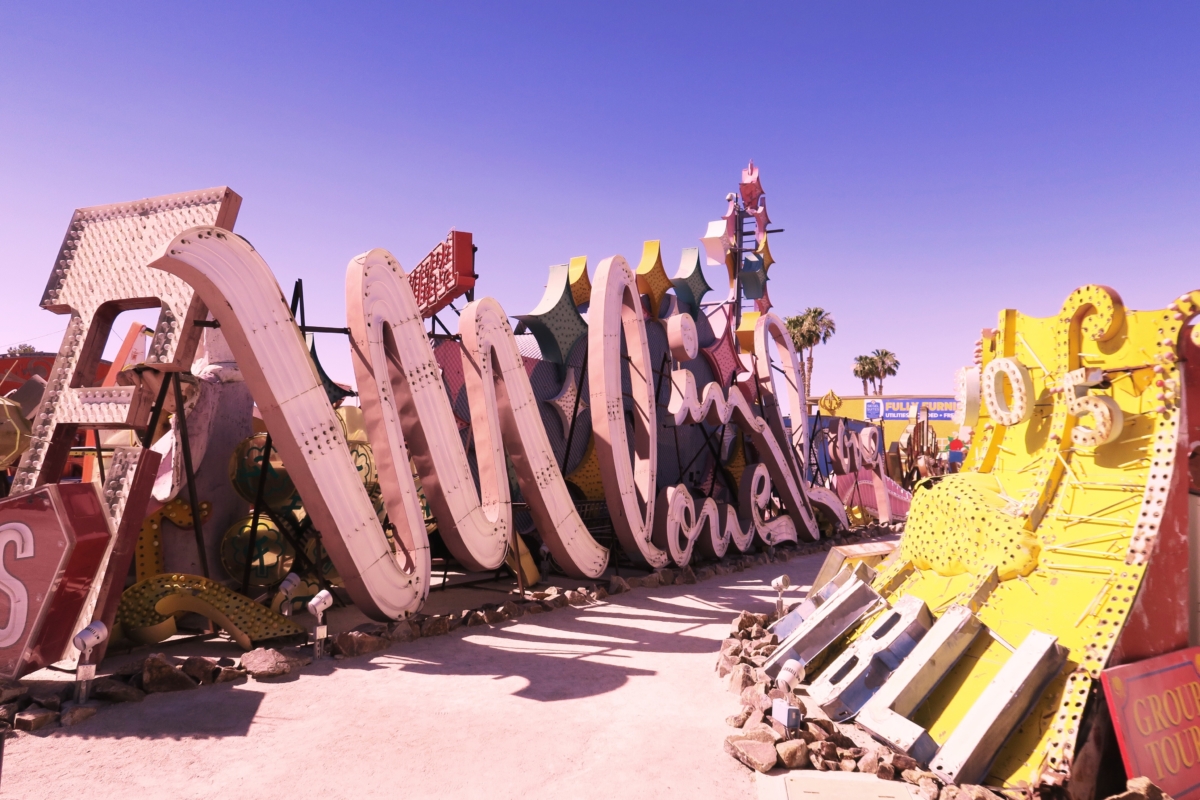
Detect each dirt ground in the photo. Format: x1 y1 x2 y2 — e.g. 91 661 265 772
2 554 825 799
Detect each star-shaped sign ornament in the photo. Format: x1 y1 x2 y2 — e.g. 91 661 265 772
740 160 764 209
568 255 591 308
747 196 770 242
565 436 605 501
700 219 731 269
702 309 740 387
635 240 674 319
739 253 767 300
671 247 712 319
754 282 774 315
515 263 588 366
756 233 774 273
543 366 588 436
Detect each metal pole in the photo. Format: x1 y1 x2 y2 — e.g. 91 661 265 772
262 507 327 590
0 721 8 788
678 420 725 480
734 198 744 330
652 353 670 411
141 373 175 448
93 429 106 485
704 423 728 499
242 432 273 596
510 525 526 599
172 373 210 579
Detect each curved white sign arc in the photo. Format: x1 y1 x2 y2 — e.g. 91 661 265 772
152 229 424 620
588 256 668 568
666 362 816 543
153 231 609 621
751 314 811 482
0 523 34 648
149 227 850 618
348 249 608 580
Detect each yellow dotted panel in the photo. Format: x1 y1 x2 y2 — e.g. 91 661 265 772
117 573 305 650
218 515 295 589
902 472 1039 581
859 285 1185 789
565 437 605 501
135 497 212 582
568 255 591 308
735 312 760 353
635 240 672 319
228 433 296 507
725 433 747 489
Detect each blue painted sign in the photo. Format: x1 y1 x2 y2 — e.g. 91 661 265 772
881 397 956 421
864 400 882 421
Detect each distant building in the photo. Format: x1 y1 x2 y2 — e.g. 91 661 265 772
812 394 959 448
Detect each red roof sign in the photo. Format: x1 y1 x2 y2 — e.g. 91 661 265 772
409 230 475 319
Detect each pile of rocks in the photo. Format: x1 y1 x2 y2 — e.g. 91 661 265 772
718 610 780 680
717 608 1002 800
379 541 833 645
298 536 877 657
0 647 318 735
1104 777 1172 800
1 682 79 733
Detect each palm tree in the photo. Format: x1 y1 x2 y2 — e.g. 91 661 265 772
852 355 877 396
784 307 836 395
871 349 899 395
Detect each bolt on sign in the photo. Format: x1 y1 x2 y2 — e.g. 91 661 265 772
0 484 111 680
1103 647 1200 799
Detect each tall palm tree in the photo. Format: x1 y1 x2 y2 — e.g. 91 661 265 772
784 308 836 395
871 349 899 395
852 355 877 396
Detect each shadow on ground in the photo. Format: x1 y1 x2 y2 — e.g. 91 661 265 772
33 557 821 741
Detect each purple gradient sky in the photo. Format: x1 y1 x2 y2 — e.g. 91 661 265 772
0 3 1195 396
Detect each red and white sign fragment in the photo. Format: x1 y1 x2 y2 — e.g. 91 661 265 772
0 484 111 680
408 230 475 319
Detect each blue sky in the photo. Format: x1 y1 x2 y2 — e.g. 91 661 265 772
0 3 1195 396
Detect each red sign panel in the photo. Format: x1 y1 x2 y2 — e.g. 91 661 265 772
0 354 115 398
0 483 111 679
408 230 475 319
1103 647 1200 799
0 353 56 395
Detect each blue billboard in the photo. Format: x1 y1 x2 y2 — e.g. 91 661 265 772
877 397 956 421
